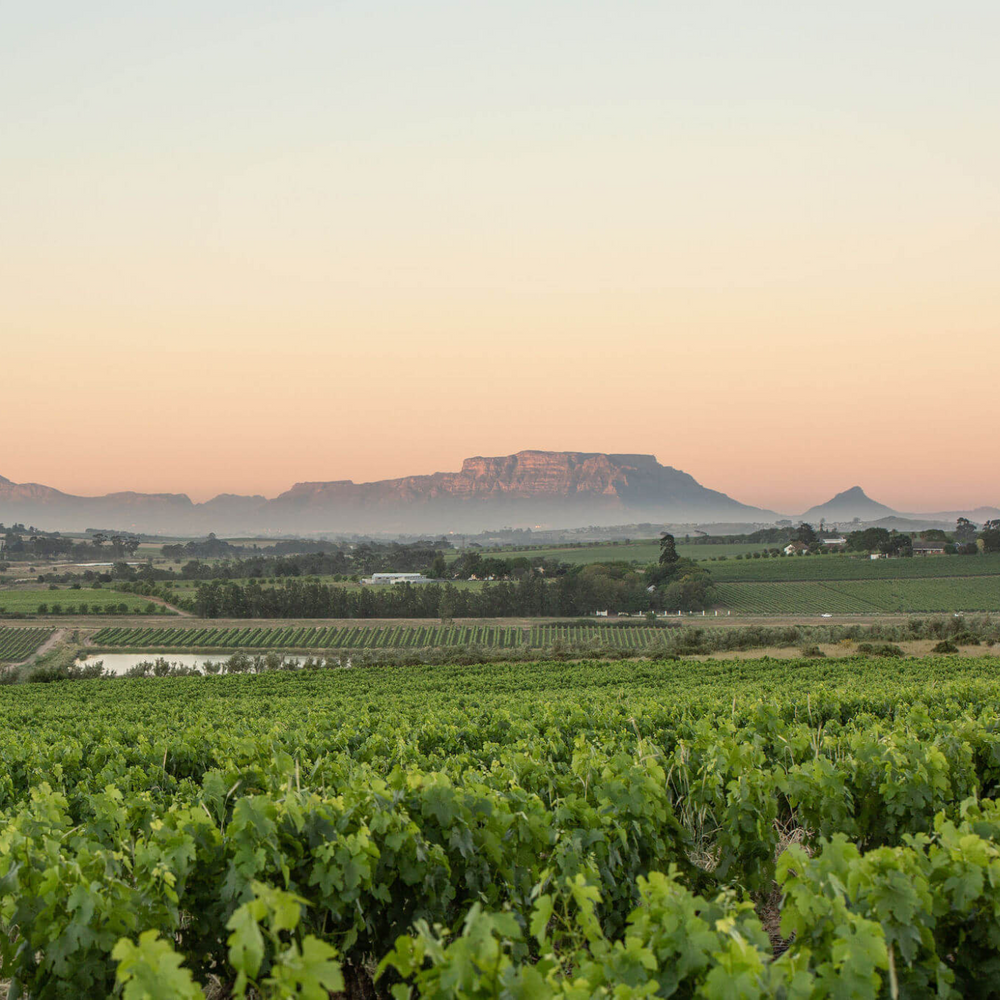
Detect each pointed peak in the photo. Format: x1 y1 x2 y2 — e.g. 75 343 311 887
801 485 897 521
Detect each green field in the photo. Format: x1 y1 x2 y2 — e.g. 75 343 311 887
0 627 53 663
457 538 765 565
710 551 1000 582
714 576 1000 614
91 623 674 650
0 589 170 615
1 655 1000 994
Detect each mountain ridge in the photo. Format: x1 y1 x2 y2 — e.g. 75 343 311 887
1 456 993 535
0 450 776 534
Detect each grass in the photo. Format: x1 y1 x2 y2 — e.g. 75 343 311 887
0 589 167 615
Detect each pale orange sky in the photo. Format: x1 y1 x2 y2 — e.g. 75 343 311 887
3 2 998 514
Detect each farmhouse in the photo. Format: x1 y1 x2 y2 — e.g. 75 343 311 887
363 572 433 585
912 542 946 556
783 542 809 555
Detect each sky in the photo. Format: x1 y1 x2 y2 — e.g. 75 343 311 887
2 1 998 514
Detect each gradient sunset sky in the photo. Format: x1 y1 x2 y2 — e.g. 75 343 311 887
3 1 998 514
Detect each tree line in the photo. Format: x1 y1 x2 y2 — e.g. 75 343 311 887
190 537 712 619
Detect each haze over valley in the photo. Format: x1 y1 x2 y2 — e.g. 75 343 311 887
2 451 995 536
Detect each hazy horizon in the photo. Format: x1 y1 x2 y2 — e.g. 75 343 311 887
4 2 998 513
1 450 996 517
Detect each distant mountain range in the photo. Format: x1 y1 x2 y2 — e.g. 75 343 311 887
0 453 995 536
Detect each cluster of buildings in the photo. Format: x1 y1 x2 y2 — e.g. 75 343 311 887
783 538 949 558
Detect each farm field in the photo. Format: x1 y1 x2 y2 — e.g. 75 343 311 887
1 654 1000 995
714 576 1000 614
0 627 53 662
710 551 1000 582
0 588 170 615
90 622 673 650
452 538 765 565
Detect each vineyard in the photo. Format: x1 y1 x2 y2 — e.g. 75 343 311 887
0 627 53 663
2 654 1000 996
479 539 765 565
710 551 1000 582
526 623 668 647
90 623 676 650
714 577 1000 614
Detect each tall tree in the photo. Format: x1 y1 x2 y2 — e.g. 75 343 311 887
659 532 679 566
438 589 455 625
955 518 979 544
793 523 818 547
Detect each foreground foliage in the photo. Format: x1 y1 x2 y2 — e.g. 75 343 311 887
2 655 1000 996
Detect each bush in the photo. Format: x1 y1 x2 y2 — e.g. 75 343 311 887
951 631 980 646
856 642 905 657
932 640 959 654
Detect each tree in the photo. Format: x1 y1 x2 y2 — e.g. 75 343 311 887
980 520 1000 554
847 527 891 553
659 533 679 566
955 518 978 544
109 533 141 558
882 532 912 557
658 571 714 612
793 523 818 547
429 553 448 579
438 590 455 625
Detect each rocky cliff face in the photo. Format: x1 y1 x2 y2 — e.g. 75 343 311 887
0 451 775 533
450 452 656 498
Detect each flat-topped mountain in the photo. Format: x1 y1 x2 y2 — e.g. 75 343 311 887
269 450 776 530
0 451 775 534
